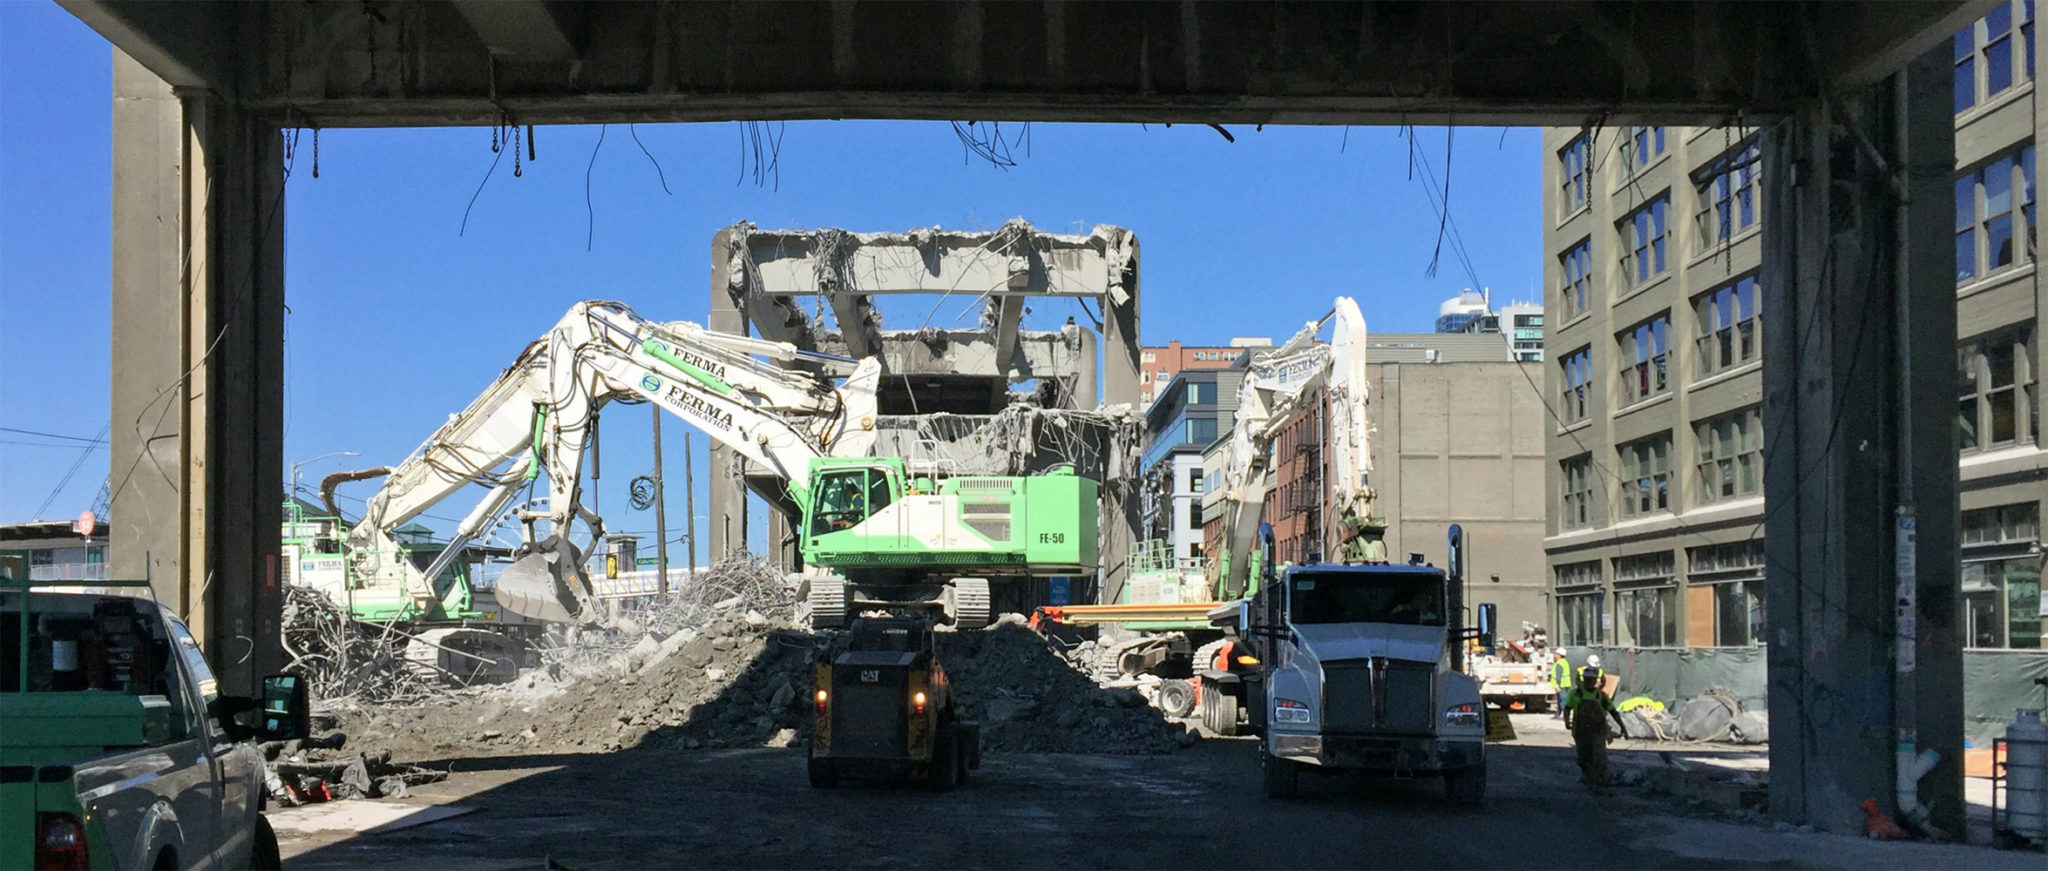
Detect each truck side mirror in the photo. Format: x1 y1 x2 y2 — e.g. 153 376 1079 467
259 673 310 742
1476 603 1498 649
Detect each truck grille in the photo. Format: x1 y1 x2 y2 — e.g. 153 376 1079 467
830 667 906 757
1322 658 1436 736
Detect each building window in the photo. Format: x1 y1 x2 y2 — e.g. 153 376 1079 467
1559 238 1592 319
1696 141 1761 245
1614 552 1678 648
1957 146 2037 283
1560 455 1593 529
1560 346 1592 423
1694 407 1763 505
1962 502 2042 648
1559 135 1590 215
1189 468 1205 494
1959 326 2037 451
1624 126 1666 170
1142 351 1156 363
1619 195 1671 287
1695 275 1761 378
1688 540 1765 647
1956 1 2036 114
1555 561 1605 647
1618 434 1672 518
1617 313 1671 407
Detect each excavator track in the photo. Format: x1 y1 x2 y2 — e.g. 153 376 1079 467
807 576 849 629
404 627 526 685
948 578 991 630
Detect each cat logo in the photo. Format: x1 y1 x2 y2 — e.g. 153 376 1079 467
860 670 880 683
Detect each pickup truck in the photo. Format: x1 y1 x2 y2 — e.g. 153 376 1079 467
1208 525 1495 805
2 579 309 870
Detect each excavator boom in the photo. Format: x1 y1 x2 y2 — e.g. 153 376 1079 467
339 300 881 626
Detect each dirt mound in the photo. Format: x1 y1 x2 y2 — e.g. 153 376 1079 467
940 621 1195 755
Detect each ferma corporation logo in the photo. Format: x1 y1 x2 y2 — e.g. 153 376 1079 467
641 374 663 393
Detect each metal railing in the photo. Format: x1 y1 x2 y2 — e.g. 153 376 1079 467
28 562 109 582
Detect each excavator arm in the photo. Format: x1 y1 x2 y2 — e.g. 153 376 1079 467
1217 296 1372 598
337 300 881 626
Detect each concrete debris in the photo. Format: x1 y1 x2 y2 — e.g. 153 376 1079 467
936 624 1194 755
262 733 446 806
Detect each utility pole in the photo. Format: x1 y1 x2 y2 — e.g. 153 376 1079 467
653 405 670 596
683 432 697 577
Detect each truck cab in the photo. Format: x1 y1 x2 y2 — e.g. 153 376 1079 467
2 582 308 869
1214 535 1490 804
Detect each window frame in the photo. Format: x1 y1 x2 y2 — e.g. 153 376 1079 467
1558 239 1592 320
1958 325 2037 452
1694 407 1764 505
1560 346 1593 424
1956 1 2037 115
1560 454 1594 529
1617 312 1672 407
1694 274 1762 379
1957 145 2037 284
1559 135 1590 216
1613 552 1679 648
1618 195 1673 287
1617 433 1673 518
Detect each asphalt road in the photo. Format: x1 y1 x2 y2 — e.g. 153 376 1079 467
276 721 2036 870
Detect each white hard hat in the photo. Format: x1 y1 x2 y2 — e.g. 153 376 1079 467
1586 654 1602 668
1554 647 1568 657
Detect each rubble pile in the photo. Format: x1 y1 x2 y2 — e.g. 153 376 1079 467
281 586 441 704
938 618 1194 755
535 555 798 681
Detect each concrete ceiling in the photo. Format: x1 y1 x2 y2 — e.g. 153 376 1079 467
61 1 1989 128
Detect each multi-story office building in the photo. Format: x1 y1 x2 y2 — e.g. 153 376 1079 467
1141 367 1247 561
1437 291 1546 362
1539 0 2043 737
1138 338 1270 407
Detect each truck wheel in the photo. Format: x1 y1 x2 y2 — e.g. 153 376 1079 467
1262 750 1301 800
1157 679 1196 718
927 727 960 791
250 815 283 870
1444 764 1486 807
807 749 839 789
1211 687 1241 737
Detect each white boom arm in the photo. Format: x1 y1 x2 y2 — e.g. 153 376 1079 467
1217 296 1372 596
339 300 881 624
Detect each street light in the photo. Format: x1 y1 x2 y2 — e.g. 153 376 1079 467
290 451 359 500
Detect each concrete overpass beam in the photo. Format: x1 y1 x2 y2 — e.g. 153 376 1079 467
1762 43 1962 836
109 50 285 694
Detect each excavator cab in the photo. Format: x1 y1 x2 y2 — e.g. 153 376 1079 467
805 463 902 538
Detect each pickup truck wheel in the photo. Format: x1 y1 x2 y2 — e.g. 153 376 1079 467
250 815 283 870
1444 764 1487 807
1262 750 1301 800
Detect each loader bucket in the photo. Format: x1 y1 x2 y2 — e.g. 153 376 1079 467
494 537 603 626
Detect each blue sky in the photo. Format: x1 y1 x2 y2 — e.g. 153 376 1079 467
0 1 1541 560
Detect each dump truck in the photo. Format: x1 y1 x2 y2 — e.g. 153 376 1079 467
807 612 980 789
2 578 311 869
1208 525 1494 804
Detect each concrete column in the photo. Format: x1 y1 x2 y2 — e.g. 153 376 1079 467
707 227 748 561
110 50 285 694
1762 44 1962 836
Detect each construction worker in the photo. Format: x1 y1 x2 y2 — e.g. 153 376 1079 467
1564 654 1626 795
1550 647 1573 719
